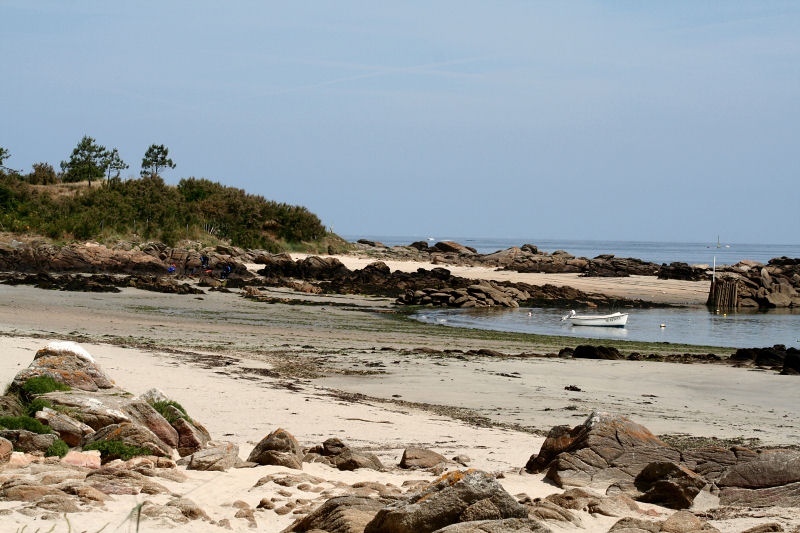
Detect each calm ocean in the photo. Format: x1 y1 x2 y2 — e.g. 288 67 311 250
344 235 800 266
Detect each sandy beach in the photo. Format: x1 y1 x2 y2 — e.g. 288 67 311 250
0 278 798 531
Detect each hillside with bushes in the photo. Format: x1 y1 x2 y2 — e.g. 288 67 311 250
0 171 344 253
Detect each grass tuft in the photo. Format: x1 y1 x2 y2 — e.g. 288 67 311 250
46 438 69 458
150 399 192 424
0 415 54 434
83 439 154 461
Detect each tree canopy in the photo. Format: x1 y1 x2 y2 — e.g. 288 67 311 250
60 136 107 186
141 144 175 178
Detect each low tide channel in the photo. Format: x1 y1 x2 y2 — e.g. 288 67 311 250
412 306 800 349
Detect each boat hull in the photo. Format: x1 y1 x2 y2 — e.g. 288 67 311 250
568 313 628 327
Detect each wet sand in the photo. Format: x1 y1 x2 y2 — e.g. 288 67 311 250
1 283 798 531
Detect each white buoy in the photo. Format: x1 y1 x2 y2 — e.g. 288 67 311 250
660 324 666 328
527 311 532 317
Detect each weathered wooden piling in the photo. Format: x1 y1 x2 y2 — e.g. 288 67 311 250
707 277 739 309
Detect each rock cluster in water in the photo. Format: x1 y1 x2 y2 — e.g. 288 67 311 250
713 258 800 308
255 255 657 309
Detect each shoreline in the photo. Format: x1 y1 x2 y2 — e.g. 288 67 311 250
284 253 711 305
1 283 799 531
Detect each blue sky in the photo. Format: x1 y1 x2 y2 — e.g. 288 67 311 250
2 1 798 244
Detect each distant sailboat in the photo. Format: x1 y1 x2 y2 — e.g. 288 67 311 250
717 236 721 249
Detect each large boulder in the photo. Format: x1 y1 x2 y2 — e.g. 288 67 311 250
173 417 211 457
719 481 800 508
400 447 448 469
304 438 383 471
433 241 477 255
717 449 800 489
247 428 303 469
35 407 94 446
364 470 527 533
0 429 58 453
122 400 179 449
680 446 743 482
634 462 706 509
525 412 680 488
782 350 800 375
0 436 12 463
282 495 388 533
572 345 623 360
82 422 172 459
0 395 24 417
13 341 114 391
39 390 132 430
185 441 239 471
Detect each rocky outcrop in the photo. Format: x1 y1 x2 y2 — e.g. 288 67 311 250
633 462 706 509
717 449 800 490
282 495 389 533
184 441 240 471
82 423 173 459
657 263 710 281
303 438 384 471
572 345 623 360
709 258 800 308
255 257 656 309
35 407 94 446
13 341 114 391
248 428 304 469
525 412 681 487
364 470 527 533
0 429 58 454
0 239 253 279
0 437 12 463
608 511 720 532
432 518 553 532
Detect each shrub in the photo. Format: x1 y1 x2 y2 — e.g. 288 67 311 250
150 400 191 424
27 162 58 185
19 376 71 402
83 440 154 461
0 415 53 434
26 397 53 417
46 439 69 458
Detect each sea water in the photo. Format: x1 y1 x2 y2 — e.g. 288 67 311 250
344 235 800 266
413 307 800 349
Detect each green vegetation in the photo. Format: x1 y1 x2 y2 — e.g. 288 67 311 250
1 167 337 250
140 144 175 178
46 438 70 458
18 376 71 403
0 415 53 434
26 397 54 417
83 439 155 461
150 399 191 424
60 135 108 187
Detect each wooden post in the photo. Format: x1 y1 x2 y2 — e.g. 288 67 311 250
707 278 739 309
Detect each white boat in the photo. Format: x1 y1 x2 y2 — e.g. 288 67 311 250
562 310 629 327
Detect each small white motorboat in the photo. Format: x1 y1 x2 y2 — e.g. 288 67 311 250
562 310 629 327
